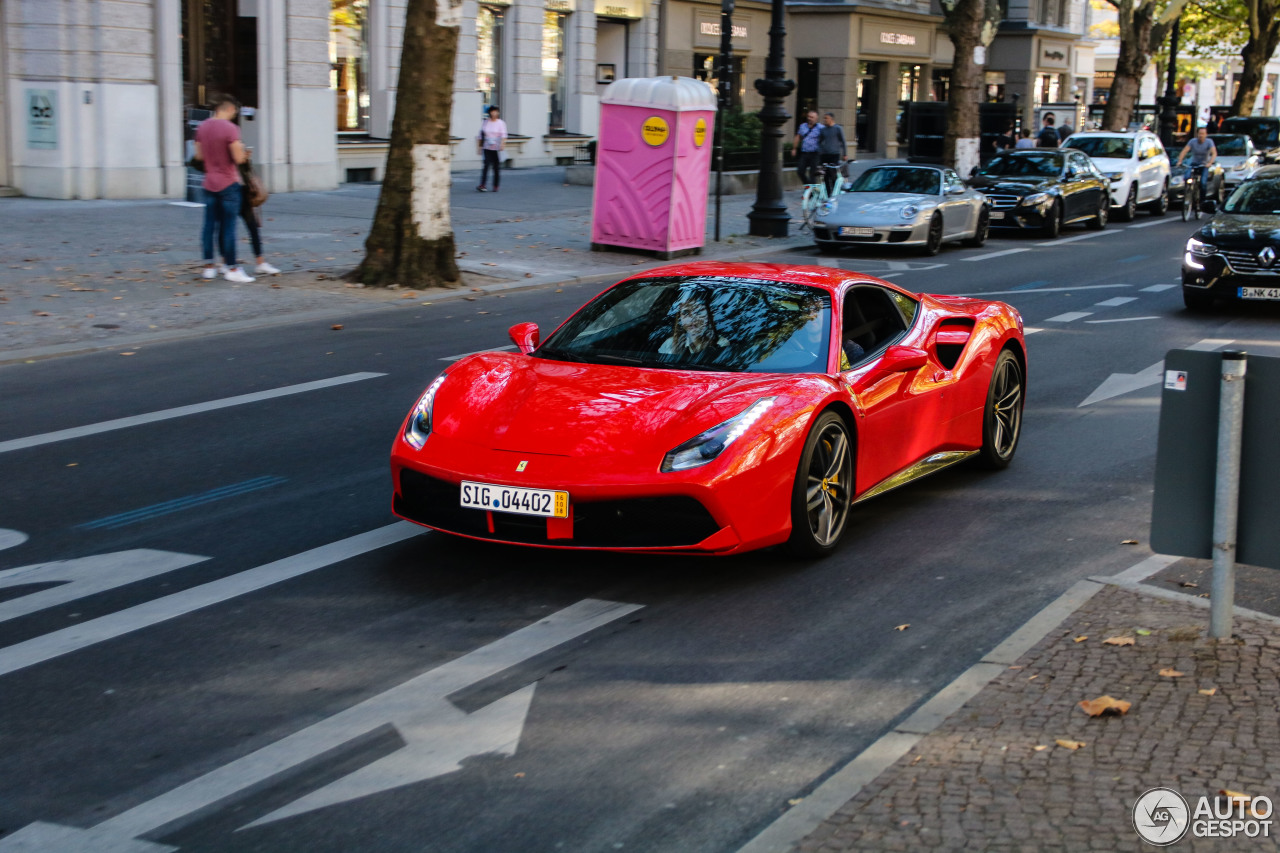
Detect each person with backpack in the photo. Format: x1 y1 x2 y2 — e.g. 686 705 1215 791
476 106 507 192
1037 113 1061 148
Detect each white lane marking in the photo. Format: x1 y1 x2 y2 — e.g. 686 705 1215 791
440 344 517 362
1085 316 1160 324
1023 327 1045 335
1093 296 1138 307
1035 230 1124 247
0 373 386 455
877 272 904 278
0 599 643 852
0 530 28 552
1044 311 1093 323
0 523 421 678
960 248 1031 262
168 201 205 208
1141 284 1177 292
953 284 1131 297
0 550 208 625
1078 338 1232 407
1126 219 1167 229
814 257 841 268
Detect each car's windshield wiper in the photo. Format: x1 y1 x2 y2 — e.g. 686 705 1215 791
535 345 585 363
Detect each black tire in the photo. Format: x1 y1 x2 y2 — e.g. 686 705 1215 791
1040 200 1062 239
787 411 854 558
963 208 989 247
921 214 944 256
1181 181 1198 222
977 350 1024 470
1117 184 1138 221
1183 287 1214 312
1087 193 1109 230
1148 181 1169 216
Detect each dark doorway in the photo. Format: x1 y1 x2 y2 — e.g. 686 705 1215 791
857 61 881 153
182 0 257 110
796 59 819 119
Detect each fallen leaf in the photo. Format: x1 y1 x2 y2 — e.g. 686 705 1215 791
1198 593 1211 598
482 262 498 266
788 799 803 806
478 311 490 315
33 311 50 316
1180 581 1199 588
1033 745 1049 751
1121 539 1139 545
1135 628 1152 636
514 772 525 779
1159 669 1184 678
525 272 533 277
1103 636 1136 646
1199 687 1216 696
400 293 416 299
331 324 344 331
1056 739 1086 750
119 352 136 356
1008 665 1024 670
66 463 78 467
1028 674 1039 680
1073 636 1088 643
1078 695 1132 717
894 624 910 631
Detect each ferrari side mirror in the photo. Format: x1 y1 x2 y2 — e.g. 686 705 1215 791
509 321 540 354
880 345 929 373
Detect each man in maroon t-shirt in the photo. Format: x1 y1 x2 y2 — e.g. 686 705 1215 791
195 95 254 282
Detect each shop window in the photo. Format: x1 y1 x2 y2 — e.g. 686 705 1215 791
932 70 950 102
985 70 1007 103
796 59 819 118
478 6 506 111
330 0 369 131
695 54 744 110
544 11 568 132
857 62 881 152
1037 73 1062 105
897 64 924 144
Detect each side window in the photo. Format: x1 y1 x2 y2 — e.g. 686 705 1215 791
839 285 913 370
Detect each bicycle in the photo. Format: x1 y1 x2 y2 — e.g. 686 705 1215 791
799 161 847 232
1180 163 1206 222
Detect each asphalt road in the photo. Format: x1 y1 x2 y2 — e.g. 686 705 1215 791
2 213 1279 853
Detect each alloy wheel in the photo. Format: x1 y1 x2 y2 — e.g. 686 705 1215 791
804 421 853 548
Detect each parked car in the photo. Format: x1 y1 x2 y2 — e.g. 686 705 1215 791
1061 130 1170 220
391 262 1026 557
1181 169 1280 311
1220 116 1280 164
811 165 989 256
1210 134 1262 191
967 149 1110 237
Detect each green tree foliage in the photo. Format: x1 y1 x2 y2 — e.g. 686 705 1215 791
720 109 764 154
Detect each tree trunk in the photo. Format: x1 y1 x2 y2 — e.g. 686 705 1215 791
942 0 998 176
1103 0 1155 131
351 0 461 289
1231 0 1280 116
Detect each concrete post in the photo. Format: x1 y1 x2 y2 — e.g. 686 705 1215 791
1210 351 1247 639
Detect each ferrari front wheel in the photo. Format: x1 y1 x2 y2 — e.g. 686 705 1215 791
977 350 1024 470
788 412 854 558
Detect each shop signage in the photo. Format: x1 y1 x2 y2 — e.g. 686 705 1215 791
694 118 708 148
1038 39 1071 69
26 88 57 150
694 11 751 48
642 116 669 147
859 20 930 57
595 0 642 18
546 0 573 9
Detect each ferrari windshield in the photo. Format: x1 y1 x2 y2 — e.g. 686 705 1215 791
978 152 1063 178
847 167 941 195
537 277 832 373
1065 136 1133 158
1223 180 1280 214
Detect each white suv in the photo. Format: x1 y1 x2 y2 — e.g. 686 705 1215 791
1062 131 1170 220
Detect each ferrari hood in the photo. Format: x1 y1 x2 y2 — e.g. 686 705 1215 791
429 353 783 457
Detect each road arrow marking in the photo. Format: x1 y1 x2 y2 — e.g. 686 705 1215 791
0 598 642 852
0 529 28 552
0 550 208 625
1078 338 1233 407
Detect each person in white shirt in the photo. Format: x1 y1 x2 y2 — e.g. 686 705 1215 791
476 106 508 192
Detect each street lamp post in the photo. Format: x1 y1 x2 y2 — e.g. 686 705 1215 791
747 0 794 238
1158 16 1182 150
714 0 735 242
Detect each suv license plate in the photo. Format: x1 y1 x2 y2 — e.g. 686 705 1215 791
1240 287 1280 300
461 481 569 518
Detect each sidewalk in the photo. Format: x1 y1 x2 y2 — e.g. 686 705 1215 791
2 164 882 362
753 570 1280 852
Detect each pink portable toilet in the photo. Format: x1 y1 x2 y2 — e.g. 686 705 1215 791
591 76 717 259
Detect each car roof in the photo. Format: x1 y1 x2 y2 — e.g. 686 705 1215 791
867 164 945 171
1251 165 1280 179
617 261 902 296
1065 131 1147 138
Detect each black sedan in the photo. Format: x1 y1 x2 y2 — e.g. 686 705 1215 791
968 149 1110 238
1182 169 1280 311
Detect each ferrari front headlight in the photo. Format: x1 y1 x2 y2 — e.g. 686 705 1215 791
404 374 447 449
661 397 777 472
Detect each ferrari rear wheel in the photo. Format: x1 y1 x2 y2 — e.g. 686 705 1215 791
788 412 854 558
977 350 1024 470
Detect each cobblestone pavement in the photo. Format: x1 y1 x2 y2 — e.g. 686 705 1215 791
794 584 1280 852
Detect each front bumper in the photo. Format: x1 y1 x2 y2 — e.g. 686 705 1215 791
1182 251 1280 299
389 432 797 555
812 218 929 247
986 206 1050 230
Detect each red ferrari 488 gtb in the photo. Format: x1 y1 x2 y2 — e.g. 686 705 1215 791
391 262 1025 557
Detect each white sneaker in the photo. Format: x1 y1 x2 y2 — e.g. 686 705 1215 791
255 262 281 275
201 267 217 279
224 267 256 283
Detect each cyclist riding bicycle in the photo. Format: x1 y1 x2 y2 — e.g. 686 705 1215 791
817 113 849 197
1176 126 1217 199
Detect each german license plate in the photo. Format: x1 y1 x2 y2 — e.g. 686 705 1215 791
461 481 569 517
1239 287 1280 300
839 226 874 237
989 211 1005 221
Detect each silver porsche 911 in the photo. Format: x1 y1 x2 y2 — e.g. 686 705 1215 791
812 165 990 256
